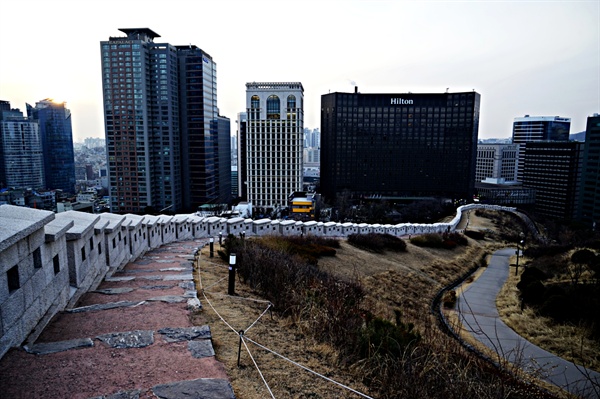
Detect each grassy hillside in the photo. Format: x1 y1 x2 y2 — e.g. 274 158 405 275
195 212 573 398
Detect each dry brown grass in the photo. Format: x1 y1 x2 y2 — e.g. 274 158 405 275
195 254 370 398
496 255 600 372
191 211 594 398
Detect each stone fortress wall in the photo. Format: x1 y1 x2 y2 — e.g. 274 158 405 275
0 203 514 359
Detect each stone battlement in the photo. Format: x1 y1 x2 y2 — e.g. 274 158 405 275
0 203 514 359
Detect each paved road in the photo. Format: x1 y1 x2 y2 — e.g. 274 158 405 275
456 248 600 398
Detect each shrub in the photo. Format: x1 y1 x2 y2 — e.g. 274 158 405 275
442 290 457 308
539 294 570 323
464 229 485 240
228 235 366 354
441 240 457 250
358 315 420 359
410 233 465 250
348 233 407 253
542 284 566 301
571 248 596 265
524 244 572 258
518 279 546 306
519 266 548 286
410 233 443 248
444 232 468 246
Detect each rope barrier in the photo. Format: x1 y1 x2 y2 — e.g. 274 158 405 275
201 276 228 291
200 289 238 335
241 335 276 398
197 246 373 399
207 292 272 305
245 303 272 333
243 336 375 399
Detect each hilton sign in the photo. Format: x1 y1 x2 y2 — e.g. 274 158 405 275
390 98 414 105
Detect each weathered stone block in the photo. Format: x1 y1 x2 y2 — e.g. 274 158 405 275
29 267 47 301
17 239 30 265
152 378 235 399
0 273 9 304
28 230 45 255
22 297 43 335
0 289 25 331
0 243 18 274
19 254 35 282
0 318 24 359
22 271 36 308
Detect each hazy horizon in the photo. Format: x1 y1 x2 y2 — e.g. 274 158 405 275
1 0 598 142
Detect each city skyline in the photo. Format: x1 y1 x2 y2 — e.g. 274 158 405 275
1 0 598 142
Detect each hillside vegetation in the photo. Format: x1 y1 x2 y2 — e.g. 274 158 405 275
195 211 574 398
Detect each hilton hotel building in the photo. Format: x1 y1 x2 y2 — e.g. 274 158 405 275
320 89 480 203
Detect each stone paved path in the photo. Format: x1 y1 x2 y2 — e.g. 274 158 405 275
0 239 236 399
456 248 600 398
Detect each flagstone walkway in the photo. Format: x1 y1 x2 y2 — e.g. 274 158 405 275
0 239 236 399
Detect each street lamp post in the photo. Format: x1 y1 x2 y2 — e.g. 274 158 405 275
515 232 525 276
228 253 237 295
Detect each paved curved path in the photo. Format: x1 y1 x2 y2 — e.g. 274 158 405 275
456 247 600 398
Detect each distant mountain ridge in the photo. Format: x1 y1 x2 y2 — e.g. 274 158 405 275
479 131 586 144
570 131 585 142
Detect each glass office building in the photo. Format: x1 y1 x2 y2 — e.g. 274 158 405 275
176 45 224 210
320 90 480 203
27 99 76 194
512 115 571 182
0 103 44 190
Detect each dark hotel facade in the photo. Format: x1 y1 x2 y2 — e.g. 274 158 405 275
320 90 480 203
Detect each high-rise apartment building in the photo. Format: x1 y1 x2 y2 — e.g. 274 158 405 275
101 29 226 214
320 90 480 203
304 128 320 148
304 148 320 165
27 99 75 194
245 82 304 213
512 115 571 181
0 101 45 190
475 143 518 182
578 114 600 228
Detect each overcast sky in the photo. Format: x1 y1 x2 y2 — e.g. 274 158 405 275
0 0 598 142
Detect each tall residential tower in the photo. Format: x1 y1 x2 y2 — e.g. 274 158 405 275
101 28 227 214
